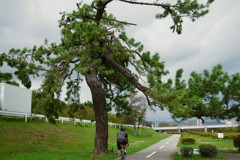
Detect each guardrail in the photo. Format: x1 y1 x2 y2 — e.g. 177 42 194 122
153 124 239 132
0 110 149 128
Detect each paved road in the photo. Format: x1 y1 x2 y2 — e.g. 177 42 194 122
126 134 181 160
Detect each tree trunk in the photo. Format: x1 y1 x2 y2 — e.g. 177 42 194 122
85 71 108 154
133 117 138 136
134 123 138 136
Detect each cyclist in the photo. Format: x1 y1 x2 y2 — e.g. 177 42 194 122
117 127 128 159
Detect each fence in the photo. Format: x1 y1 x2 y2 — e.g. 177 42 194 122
0 110 149 128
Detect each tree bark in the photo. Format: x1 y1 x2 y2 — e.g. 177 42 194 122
134 123 138 136
85 71 108 154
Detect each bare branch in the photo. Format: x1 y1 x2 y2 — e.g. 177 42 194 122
102 17 137 26
142 91 152 106
118 0 178 8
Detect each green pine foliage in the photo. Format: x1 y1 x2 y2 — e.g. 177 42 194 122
0 0 217 124
156 64 240 122
0 0 218 154
0 72 19 86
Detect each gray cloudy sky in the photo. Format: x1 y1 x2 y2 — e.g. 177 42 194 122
0 0 240 122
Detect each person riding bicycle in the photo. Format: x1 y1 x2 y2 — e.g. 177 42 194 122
117 127 128 159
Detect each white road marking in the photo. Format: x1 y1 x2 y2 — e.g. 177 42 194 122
146 151 156 158
165 142 169 145
159 145 164 150
170 137 176 141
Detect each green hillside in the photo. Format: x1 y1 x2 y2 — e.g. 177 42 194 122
0 117 170 160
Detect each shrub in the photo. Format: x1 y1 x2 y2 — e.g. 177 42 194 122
237 125 240 132
191 131 240 139
180 147 193 157
233 136 240 152
181 137 196 145
181 133 190 137
199 144 217 158
225 133 240 139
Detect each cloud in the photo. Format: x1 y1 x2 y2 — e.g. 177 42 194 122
108 0 240 121
0 0 80 52
146 107 173 122
0 0 239 122
131 0 240 80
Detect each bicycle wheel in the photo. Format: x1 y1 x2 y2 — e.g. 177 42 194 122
121 150 126 160
120 155 125 160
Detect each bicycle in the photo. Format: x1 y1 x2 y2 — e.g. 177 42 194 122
119 144 126 160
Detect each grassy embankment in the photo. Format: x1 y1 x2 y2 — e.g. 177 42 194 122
173 134 239 160
0 117 170 160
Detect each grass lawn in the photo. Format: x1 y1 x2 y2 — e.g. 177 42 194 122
178 134 237 152
0 117 170 160
173 153 227 160
173 133 238 160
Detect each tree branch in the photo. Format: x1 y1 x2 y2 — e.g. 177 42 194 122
102 51 148 92
117 48 152 73
102 17 137 25
212 104 240 117
95 0 113 24
29 66 50 72
118 0 178 8
196 104 240 117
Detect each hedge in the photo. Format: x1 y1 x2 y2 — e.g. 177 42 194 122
191 132 240 139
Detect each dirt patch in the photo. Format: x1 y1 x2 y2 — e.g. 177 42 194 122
3 126 48 139
3 126 22 136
